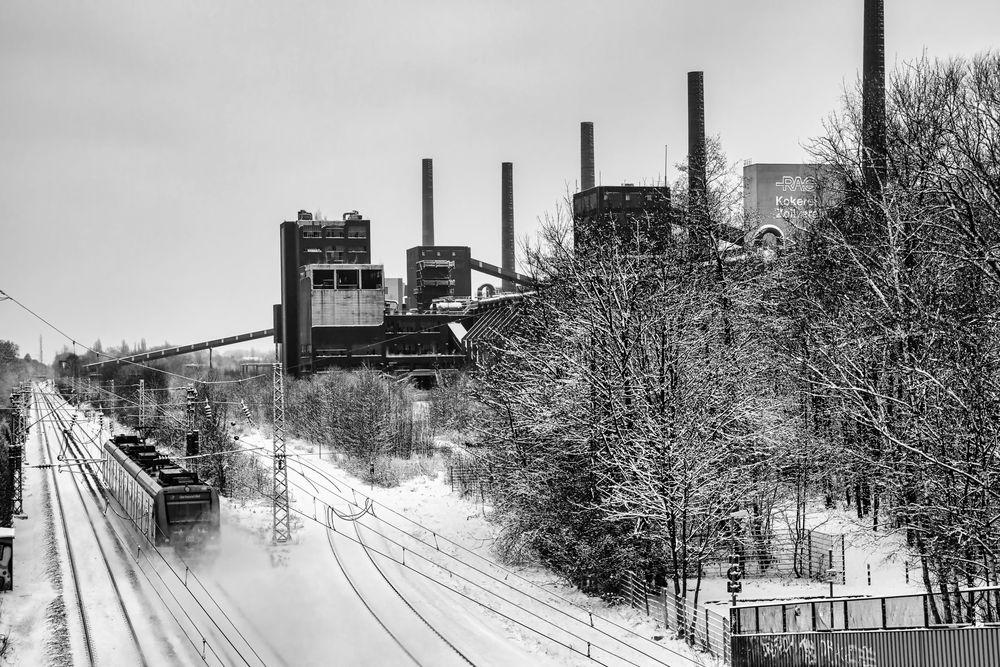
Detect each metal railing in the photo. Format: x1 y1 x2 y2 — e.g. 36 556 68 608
732 586 1000 635
707 528 846 584
622 570 731 663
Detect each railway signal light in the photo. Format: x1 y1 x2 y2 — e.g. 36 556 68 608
186 430 200 457
727 553 743 597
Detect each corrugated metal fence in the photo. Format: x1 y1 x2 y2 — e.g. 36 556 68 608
731 626 1000 667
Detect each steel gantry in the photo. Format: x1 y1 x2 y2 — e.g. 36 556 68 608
271 363 290 543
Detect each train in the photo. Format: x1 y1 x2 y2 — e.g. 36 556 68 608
102 434 220 549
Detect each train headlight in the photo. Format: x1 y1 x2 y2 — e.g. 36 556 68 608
184 485 190 492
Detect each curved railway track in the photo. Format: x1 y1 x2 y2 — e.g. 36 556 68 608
35 385 149 666
287 453 473 667
291 458 426 666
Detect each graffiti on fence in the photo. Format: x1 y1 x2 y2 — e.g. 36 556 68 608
751 634 877 667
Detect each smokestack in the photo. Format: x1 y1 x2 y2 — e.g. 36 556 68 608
501 162 514 292
687 71 709 229
862 0 887 197
422 158 434 246
580 122 595 191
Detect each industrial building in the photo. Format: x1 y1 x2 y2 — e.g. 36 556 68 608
743 163 828 245
571 122 672 252
277 157 531 378
405 245 472 312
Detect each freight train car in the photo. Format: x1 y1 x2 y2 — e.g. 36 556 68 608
102 435 220 548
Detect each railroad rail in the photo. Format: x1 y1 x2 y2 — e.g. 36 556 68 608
35 386 148 666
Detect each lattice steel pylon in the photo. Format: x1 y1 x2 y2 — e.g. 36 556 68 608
10 384 26 516
271 362 291 543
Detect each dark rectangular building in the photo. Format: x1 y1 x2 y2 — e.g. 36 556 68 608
572 185 672 253
280 210 372 376
405 246 472 312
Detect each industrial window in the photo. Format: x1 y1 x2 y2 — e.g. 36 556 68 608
336 268 359 289
312 269 336 288
347 226 367 239
302 229 321 238
361 269 382 290
324 228 345 238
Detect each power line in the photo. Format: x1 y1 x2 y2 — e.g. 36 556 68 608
0 288 268 386
41 387 266 666
285 454 683 664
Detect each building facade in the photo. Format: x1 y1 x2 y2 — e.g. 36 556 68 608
743 163 830 244
572 185 672 253
405 245 472 312
279 210 372 375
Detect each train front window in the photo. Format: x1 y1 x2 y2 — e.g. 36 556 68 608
166 498 209 524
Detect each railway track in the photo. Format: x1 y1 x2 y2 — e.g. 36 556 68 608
285 453 683 667
34 385 148 666
46 383 277 667
286 458 423 665
282 453 469 666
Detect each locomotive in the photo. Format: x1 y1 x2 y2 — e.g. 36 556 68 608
102 435 220 548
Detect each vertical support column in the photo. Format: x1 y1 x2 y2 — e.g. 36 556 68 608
138 379 146 430
109 379 115 422
272 363 290 543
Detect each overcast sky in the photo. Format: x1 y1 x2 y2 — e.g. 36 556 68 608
2 0 998 364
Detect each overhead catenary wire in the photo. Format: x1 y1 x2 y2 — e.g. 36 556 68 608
285 475 644 665
42 389 250 666
41 386 267 667
280 451 689 665
54 369 696 664
71 375 694 665
0 288 269 386
58 383 269 467
33 386 217 665
237 479 624 667
218 425 693 667
330 506 476 667
244 449 679 667
54 387 273 667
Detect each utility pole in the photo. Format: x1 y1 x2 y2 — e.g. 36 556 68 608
138 379 146 431
272 363 290 543
185 385 199 476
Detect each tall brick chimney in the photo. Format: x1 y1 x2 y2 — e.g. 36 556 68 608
501 162 514 292
862 0 887 198
422 158 434 246
687 71 709 232
580 122 595 191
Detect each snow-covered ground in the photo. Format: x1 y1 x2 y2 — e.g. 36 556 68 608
4 385 711 666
